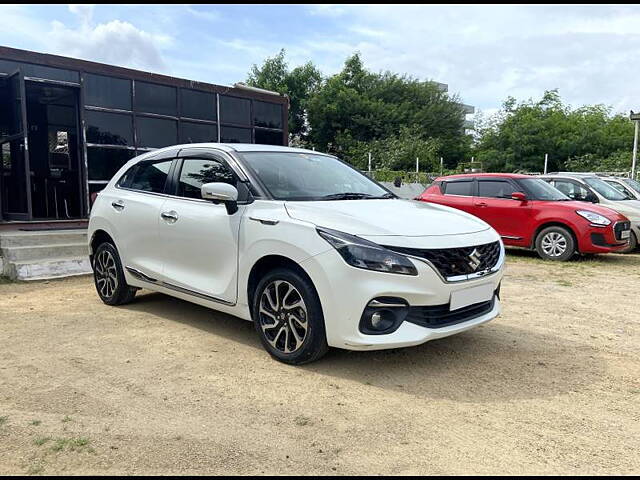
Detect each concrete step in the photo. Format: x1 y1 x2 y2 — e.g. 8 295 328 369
0 229 88 248
1 242 88 262
6 256 92 281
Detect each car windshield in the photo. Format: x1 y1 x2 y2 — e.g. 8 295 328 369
241 152 393 201
623 178 640 194
583 177 630 201
517 178 570 201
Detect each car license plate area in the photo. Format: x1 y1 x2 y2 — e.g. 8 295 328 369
449 283 495 311
621 230 631 239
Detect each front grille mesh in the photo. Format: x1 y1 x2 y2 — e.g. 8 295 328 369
614 221 631 241
385 241 501 279
406 296 496 329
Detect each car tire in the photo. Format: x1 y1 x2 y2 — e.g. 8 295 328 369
534 226 576 261
252 267 329 365
618 230 638 254
93 242 137 306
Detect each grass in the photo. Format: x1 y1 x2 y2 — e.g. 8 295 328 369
26 462 45 475
49 437 91 453
556 279 573 287
294 415 311 426
61 415 72 423
30 420 42 426
33 436 51 446
0 415 8 426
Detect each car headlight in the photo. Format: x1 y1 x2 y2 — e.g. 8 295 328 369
576 210 611 226
317 227 418 276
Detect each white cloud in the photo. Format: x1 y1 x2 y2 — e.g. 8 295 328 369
47 8 172 71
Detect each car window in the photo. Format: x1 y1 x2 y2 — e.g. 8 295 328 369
583 177 628 201
552 180 590 200
477 180 516 199
125 160 172 193
605 180 634 198
444 180 473 196
177 158 236 199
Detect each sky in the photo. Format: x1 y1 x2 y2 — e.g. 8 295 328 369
2 4 639 118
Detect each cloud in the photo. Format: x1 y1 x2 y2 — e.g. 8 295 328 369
45 6 171 71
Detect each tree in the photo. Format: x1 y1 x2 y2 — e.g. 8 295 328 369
247 49 323 142
472 90 635 173
306 54 471 167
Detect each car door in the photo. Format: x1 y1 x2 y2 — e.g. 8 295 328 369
109 154 176 280
158 150 245 304
473 178 531 243
436 178 475 213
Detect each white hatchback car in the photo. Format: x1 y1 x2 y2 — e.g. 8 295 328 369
89 144 505 364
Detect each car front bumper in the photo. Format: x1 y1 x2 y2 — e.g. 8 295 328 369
300 241 505 351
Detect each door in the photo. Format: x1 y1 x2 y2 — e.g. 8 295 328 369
437 178 475 213
159 154 244 304
105 156 175 280
0 70 31 220
473 178 531 244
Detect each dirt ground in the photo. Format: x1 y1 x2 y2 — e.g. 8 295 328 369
0 251 639 475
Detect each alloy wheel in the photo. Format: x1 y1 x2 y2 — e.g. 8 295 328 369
258 280 308 354
541 232 567 257
95 249 118 298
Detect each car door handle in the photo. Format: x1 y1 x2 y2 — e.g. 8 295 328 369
161 210 179 223
475 202 488 207
111 200 125 211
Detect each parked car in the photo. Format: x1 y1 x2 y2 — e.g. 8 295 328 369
417 173 632 261
88 144 505 365
601 176 640 201
539 173 640 252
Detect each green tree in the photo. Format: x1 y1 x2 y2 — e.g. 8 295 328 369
306 54 471 166
473 90 635 173
247 49 323 141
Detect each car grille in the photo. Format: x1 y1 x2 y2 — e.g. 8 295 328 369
614 221 631 241
406 294 497 329
385 241 502 280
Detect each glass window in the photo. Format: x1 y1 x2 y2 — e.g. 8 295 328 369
584 177 629 200
136 116 177 148
87 147 137 181
221 126 251 143
444 180 473 196
219 95 250 126
253 101 283 129
177 158 236 199
255 128 284 146
126 159 173 193
552 180 591 201
180 89 216 121
85 110 133 146
0 59 79 83
241 152 390 201
84 73 132 110
605 180 634 198
516 178 568 201
180 121 218 144
478 180 516 199
134 81 177 116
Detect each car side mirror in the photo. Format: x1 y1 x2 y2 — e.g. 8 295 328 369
201 182 239 214
511 192 527 202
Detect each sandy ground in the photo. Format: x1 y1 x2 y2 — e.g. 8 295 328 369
0 251 639 475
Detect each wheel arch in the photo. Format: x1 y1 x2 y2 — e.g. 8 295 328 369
246 254 323 319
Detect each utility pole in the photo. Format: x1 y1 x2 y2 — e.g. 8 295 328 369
544 153 548 174
368 152 372 174
440 157 444 176
631 111 640 179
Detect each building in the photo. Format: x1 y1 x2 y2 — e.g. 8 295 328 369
0 45 289 224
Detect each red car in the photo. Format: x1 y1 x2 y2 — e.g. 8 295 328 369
417 173 632 261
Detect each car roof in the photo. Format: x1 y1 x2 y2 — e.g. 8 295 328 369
139 142 323 157
436 173 532 181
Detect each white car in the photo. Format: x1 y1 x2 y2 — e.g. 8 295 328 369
88 144 505 364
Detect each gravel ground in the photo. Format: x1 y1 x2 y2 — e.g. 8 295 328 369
0 251 638 475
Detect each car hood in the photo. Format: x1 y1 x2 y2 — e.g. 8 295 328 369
284 199 491 237
602 200 640 221
533 200 629 220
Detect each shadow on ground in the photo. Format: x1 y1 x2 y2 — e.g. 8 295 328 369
119 290 605 404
